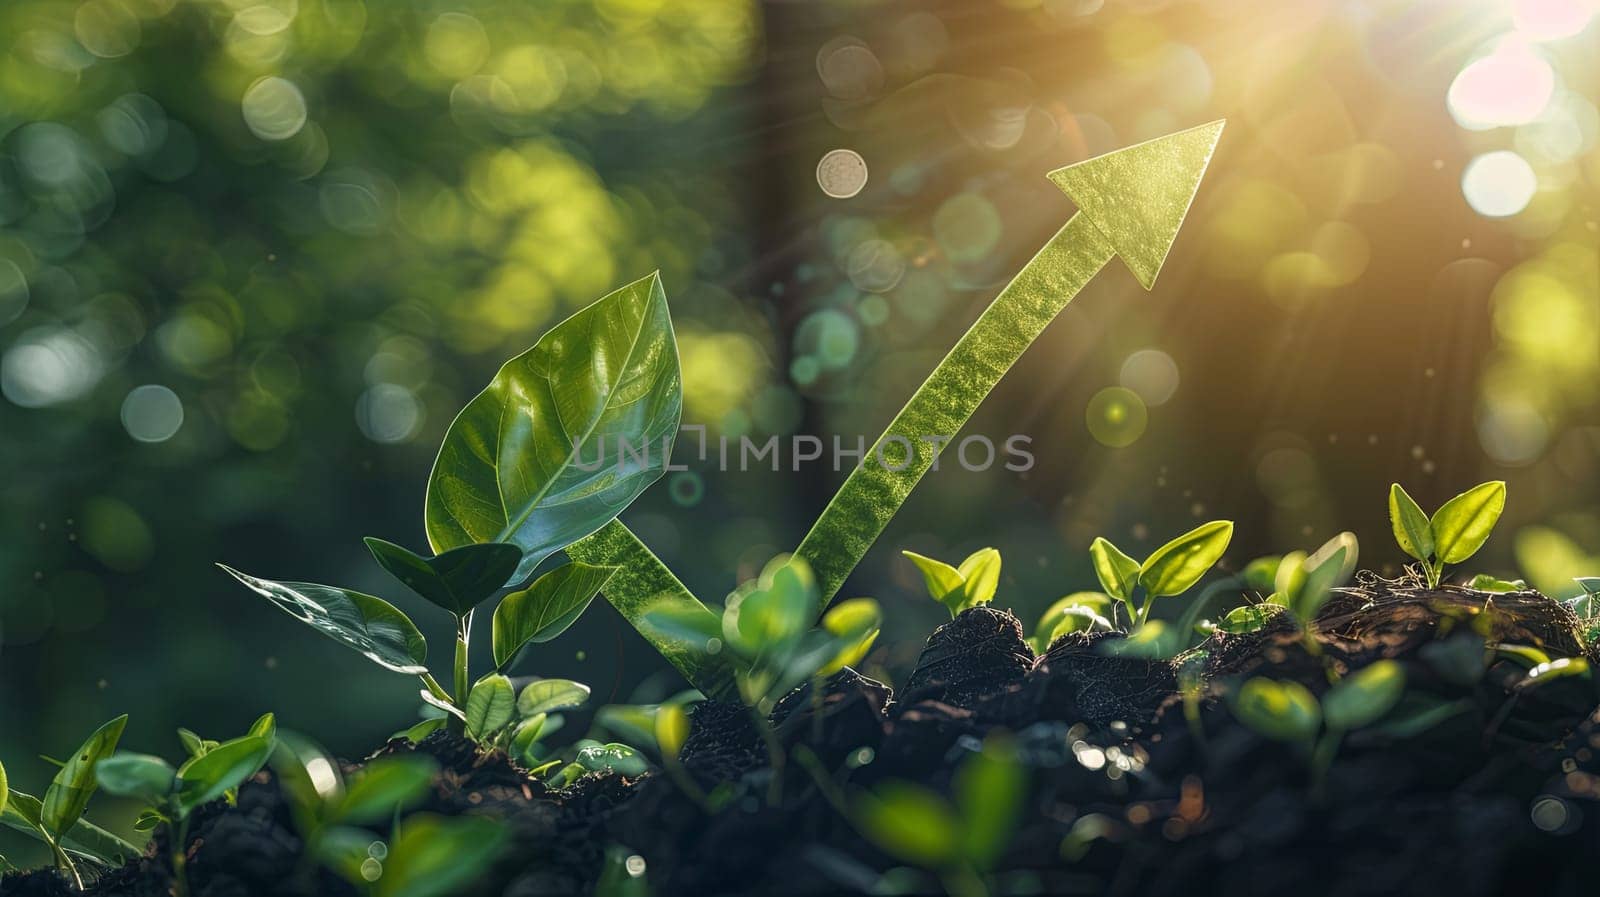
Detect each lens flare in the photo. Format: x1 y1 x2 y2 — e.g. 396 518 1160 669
1461 151 1538 217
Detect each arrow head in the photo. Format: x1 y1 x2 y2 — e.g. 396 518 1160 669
1048 119 1224 290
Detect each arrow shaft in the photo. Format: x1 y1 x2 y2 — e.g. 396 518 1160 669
796 212 1116 607
566 519 740 698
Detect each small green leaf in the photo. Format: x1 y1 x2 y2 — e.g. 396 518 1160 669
818 597 882 676
0 759 8 818
464 674 516 741
516 679 591 717
177 729 206 759
954 548 1001 611
575 743 649 776
43 714 127 837
1034 597 1114 650
1230 678 1320 743
424 272 683 587
491 562 617 668
1273 550 1308 609
953 739 1024 869
1217 603 1285 634
1517 657 1590 691
330 755 438 826
901 550 964 606
247 713 277 742
377 813 507 897
1468 574 1525 593
1388 483 1434 562
398 718 446 743
725 558 814 655
635 602 722 653
1323 660 1405 730
219 565 428 674
654 705 689 761
364 538 524 616
95 754 177 804
175 735 274 814
509 714 548 765
1089 538 1141 602
855 782 960 867
1430 481 1507 565
1241 556 1282 593
1139 521 1234 598
1577 576 1600 597
1292 532 1357 622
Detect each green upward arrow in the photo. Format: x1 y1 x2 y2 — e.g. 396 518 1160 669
570 120 1225 692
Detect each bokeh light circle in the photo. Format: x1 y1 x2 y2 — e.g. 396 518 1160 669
120 385 184 443
1086 387 1148 448
242 77 308 141
1118 349 1180 406
817 149 868 198
355 384 423 444
1513 0 1596 40
1447 47 1555 130
1461 151 1538 217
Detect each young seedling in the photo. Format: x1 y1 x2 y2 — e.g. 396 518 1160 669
1389 481 1507 588
0 715 141 889
1090 520 1234 628
637 555 882 803
901 547 1002 617
1229 660 1405 796
220 277 684 738
1028 592 1115 653
266 732 506 897
854 736 1026 897
96 714 278 897
1268 532 1358 648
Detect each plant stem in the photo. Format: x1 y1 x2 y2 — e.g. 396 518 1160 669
1310 730 1341 802
791 745 849 818
49 837 83 892
450 611 473 735
749 704 786 806
170 817 192 897
419 672 452 704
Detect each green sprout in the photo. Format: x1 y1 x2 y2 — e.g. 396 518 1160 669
0 715 141 890
637 555 883 803
1230 660 1405 795
1028 591 1115 653
95 715 277 897
1389 481 1507 588
901 547 1002 617
269 733 506 897
854 736 1025 897
1089 520 1234 628
219 277 693 738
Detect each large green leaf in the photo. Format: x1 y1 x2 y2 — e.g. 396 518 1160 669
1431 481 1507 565
43 714 126 838
364 539 523 616
219 565 428 674
425 272 683 586
492 562 618 668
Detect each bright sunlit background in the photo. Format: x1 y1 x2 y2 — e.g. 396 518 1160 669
1 0 1597 840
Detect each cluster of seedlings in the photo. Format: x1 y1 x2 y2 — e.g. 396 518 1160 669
5 276 1599 897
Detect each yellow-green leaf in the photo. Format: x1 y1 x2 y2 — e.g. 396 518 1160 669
855 782 960 867
1388 483 1433 562
1140 521 1234 598
1431 481 1507 565
1230 678 1320 743
1089 538 1140 602
1323 659 1404 730
901 550 964 605
954 548 1002 611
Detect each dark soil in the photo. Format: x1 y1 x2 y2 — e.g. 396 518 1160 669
8 575 1600 897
